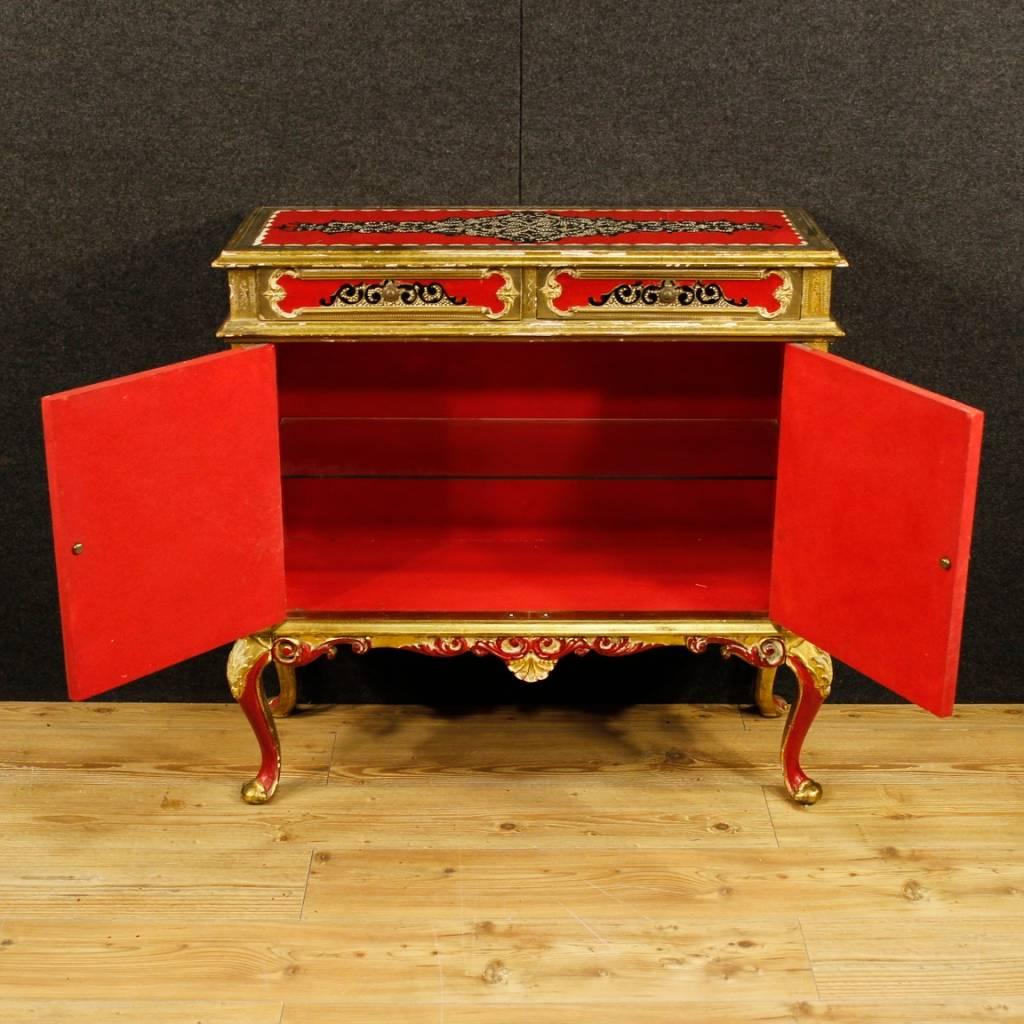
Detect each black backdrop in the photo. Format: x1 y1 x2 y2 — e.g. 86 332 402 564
2 1 1020 705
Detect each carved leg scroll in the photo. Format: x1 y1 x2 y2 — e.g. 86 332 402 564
269 662 298 717
781 637 832 805
227 637 281 805
228 635 371 804
754 666 787 718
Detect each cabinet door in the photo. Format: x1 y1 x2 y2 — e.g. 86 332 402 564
771 345 983 715
42 346 286 699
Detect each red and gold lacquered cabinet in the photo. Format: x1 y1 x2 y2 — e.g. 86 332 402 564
42 208 984 805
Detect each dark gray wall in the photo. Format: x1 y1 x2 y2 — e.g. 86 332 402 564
2 1 1020 704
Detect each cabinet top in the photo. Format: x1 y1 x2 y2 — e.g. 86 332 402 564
214 206 845 268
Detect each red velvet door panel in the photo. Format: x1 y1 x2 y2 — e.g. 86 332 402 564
771 345 983 716
42 346 286 699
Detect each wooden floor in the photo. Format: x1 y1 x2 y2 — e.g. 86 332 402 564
0 700 1022 1023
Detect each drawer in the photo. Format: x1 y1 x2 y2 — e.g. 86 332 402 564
538 267 798 321
259 267 521 322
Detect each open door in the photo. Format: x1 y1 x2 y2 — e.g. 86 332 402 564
771 345 983 716
42 345 286 699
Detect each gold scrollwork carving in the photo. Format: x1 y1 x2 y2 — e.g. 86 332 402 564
401 635 667 682
271 635 373 665
785 635 833 699
489 269 519 320
263 269 294 318
686 634 787 668
226 635 272 700
540 267 576 317
508 651 557 682
758 269 793 319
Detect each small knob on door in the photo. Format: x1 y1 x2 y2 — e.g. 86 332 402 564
71 542 84 555
938 557 951 570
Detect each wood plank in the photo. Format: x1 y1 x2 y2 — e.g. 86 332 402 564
0 918 815 1003
4 708 1019 787
302 846 1024 924
328 708 765 783
742 703 1024 729
0 846 311 920
803 916 1024 998
283 1004 798 1023
0 703 1023 1017
0 1001 283 1023
2 701 1013 730
326 714 1024 785
776 722 1024 781
0 777 318 851
0 719 333 783
5 998 1018 1024
766 783 1024 848
0 702 246 726
282 1002 1024 1024
804 914 1024 959
785 1000 1024 1021
0 701 746 728
0 775 776 850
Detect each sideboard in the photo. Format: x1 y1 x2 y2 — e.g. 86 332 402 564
42 207 983 806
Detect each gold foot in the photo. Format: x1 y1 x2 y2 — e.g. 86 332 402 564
792 779 823 805
241 779 270 804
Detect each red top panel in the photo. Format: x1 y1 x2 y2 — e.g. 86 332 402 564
255 208 806 248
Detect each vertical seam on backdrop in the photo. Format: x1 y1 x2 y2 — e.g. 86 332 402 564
518 0 524 203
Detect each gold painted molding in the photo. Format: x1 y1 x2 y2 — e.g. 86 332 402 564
226 635 271 700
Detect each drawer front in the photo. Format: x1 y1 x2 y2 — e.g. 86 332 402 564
260 267 521 322
538 267 798 320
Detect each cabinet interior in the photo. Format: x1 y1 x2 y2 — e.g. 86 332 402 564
276 341 783 615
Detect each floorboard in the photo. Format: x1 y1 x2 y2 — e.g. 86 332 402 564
0 701 1021 1021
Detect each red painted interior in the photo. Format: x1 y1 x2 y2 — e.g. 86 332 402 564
276 342 783 419
43 347 286 699
771 346 983 716
282 478 774 614
259 208 804 247
276 342 782 615
280 417 779 479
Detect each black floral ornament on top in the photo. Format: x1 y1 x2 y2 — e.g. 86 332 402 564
274 210 782 245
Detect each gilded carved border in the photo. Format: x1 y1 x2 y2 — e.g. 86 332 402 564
539 267 794 320
263 267 520 321
246 626 812 684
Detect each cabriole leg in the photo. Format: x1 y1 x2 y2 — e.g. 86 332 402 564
754 666 787 717
269 661 298 717
227 637 281 805
781 637 833 805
